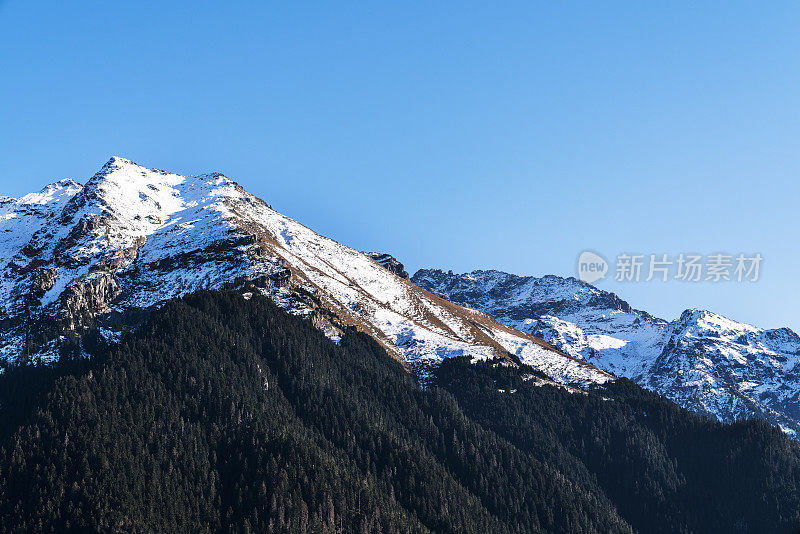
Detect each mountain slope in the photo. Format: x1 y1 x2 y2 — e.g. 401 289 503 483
0 291 632 533
1 290 798 533
0 157 609 385
412 269 800 434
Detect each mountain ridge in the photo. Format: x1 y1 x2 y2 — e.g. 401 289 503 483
0 157 610 387
412 268 800 435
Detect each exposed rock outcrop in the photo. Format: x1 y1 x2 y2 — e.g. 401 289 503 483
365 252 409 279
29 267 58 300
59 272 122 331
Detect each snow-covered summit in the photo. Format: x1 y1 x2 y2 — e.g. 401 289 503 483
0 158 610 387
412 268 800 435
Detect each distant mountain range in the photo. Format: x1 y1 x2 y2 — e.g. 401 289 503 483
412 269 800 435
2 156 797 435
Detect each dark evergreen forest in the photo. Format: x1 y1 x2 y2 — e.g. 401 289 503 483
0 291 797 533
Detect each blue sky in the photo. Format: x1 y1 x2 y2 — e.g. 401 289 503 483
1 1 799 330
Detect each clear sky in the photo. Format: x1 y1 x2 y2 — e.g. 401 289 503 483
2 1 799 331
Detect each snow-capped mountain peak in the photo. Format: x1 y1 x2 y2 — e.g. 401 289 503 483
14 178 81 207
0 158 610 388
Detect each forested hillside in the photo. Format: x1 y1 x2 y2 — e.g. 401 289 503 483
435 359 800 533
0 291 797 533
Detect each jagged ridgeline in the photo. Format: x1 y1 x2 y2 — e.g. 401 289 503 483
0 291 798 533
413 269 800 437
0 157 608 387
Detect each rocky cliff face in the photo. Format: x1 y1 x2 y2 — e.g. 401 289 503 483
365 252 409 279
413 268 800 435
0 158 610 387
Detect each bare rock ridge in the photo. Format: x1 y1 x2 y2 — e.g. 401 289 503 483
365 252 409 279
0 157 610 387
